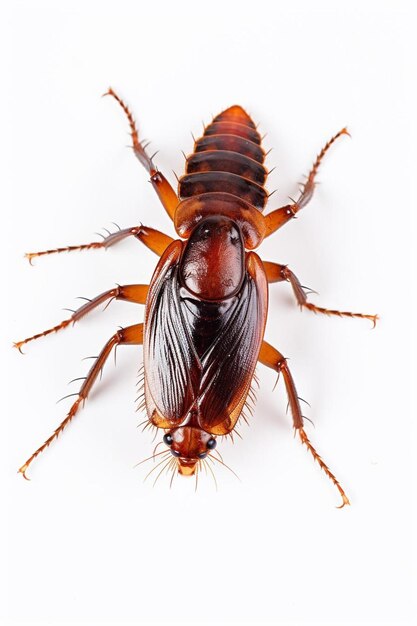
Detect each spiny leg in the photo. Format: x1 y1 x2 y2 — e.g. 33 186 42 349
104 87 178 220
262 260 378 326
14 284 149 352
296 127 350 210
18 323 143 479
258 340 350 508
25 224 174 264
263 128 349 237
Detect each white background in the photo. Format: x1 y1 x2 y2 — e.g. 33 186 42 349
3 1 417 625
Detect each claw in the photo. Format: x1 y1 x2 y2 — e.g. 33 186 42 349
18 464 31 480
13 342 25 354
336 494 351 509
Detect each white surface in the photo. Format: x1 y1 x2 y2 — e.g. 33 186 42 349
3 1 417 625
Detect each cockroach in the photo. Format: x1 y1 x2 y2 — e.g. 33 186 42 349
15 89 377 505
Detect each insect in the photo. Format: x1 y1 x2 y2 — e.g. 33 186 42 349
15 89 377 505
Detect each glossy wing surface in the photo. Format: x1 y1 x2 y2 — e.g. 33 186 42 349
144 241 201 427
197 252 268 434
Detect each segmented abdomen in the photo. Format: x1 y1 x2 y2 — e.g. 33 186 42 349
179 105 268 212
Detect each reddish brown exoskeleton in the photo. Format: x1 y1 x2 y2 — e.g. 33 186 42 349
15 90 377 505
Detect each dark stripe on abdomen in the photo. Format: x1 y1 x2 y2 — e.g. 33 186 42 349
186 150 267 185
178 172 267 210
204 121 261 145
181 105 270 213
194 134 265 164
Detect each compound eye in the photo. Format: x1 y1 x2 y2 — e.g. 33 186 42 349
171 449 181 457
206 438 217 450
198 452 208 459
163 433 173 446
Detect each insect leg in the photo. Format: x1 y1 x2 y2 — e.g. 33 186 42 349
18 323 143 479
262 260 378 326
104 88 178 220
25 225 174 264
14 284 149 351
258 340 350 508
263 128 349 237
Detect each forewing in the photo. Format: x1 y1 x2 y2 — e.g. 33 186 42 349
144 241 201 428
198 252 268 434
